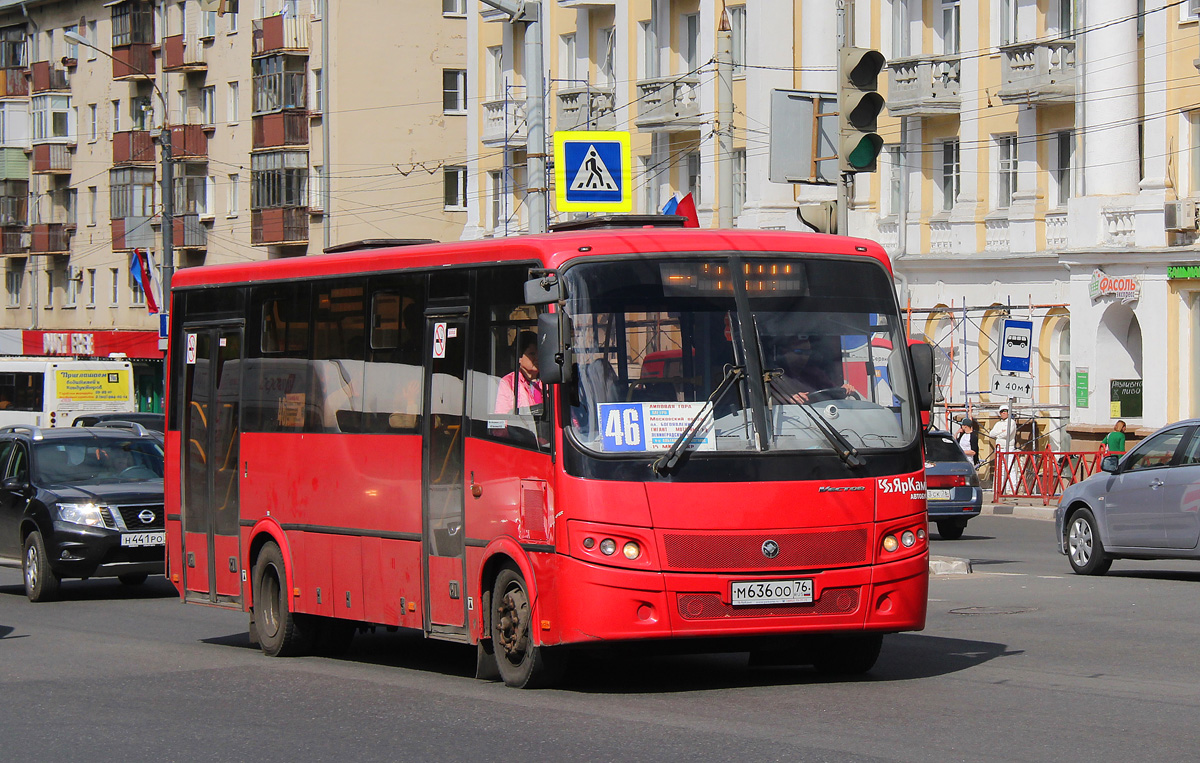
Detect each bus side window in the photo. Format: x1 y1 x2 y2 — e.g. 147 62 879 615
361 274 425 434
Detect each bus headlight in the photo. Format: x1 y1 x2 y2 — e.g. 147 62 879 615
882 535 899 552
901 530 916 547
599 538 617 556
622 541 640 560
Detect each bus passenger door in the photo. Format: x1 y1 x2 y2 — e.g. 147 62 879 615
422 313 469 638
181 324 244 606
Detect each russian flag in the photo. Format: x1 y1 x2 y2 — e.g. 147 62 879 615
130 248 159 314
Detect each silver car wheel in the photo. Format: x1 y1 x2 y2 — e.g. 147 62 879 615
24 542 38 590
1068 516 1093 566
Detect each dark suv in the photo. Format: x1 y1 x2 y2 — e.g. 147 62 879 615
0 426 165 601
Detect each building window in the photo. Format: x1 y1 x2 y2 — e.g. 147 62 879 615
6 264 21 308
884 145 902 218
111 1 154 47
940 0 960 55
228 81 240 123
202 10 217 38
131 95 151 131
65 267 78 308
729 6 746 76
64 25 79 61
308 165 324 211
940 139 960 211
442 0 466 16
252 54 306 114
686 151 701 204
177 89 188 124
312 69 323 112
228 1 239 33
110 167 156 218
32 95 72 141
733 148 746 218
87 186 97 226
444 166 467 210
86 20 97 59
0 26 24 68
489 170 504 230
488 47 505 100
999 0 1017 45
442 69 466 113
637 21 657 79
1189 0 1200 21
250 150 307 209
597 27 615 87
89 104 97 141
997 134 1017 208
110 267 119 305
44 268 53 309
560 34 576 83
684 13 700 72
1055 0 1076 37
87 268 96 306
175 163 211 216
228 172 239 216
128 256 144 306
200 86 215 125
1053 130 1073 208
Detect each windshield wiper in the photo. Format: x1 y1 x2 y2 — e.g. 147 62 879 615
652 365 744 475
764 371 865 468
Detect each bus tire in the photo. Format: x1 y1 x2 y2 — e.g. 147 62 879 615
490 565 565 688
23 531 60 602
811 633 883 676
252 542 314 657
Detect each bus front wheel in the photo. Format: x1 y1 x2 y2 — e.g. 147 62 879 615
252 542 314 657
490 565 565 688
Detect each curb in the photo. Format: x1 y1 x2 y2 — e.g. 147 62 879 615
980 502 1057 522
929 555 972 575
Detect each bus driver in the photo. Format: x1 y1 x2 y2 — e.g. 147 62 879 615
770 334 858 404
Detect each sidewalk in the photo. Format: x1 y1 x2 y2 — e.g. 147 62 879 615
979 498 1057 522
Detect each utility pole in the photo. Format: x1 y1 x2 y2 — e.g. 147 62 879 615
160 128 174 299
717 5 734 228
479 0 547 233
836 1 849 237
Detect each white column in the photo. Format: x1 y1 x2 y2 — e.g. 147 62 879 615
736 0 800 229
1081 0 1139 196
1008 107 1038 253
463 1 485 239
1136 1 1169 248
949 0 980 254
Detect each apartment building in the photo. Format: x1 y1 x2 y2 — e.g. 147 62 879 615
465 0 1200 444
0 0 467 407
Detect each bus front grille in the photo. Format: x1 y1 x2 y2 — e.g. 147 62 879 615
676 587 860 620
661 529 869 571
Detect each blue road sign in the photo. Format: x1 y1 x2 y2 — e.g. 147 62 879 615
999 319 1033 373
554 131 633 212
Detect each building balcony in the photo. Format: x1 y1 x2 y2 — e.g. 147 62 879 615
110 215 154 251
170 124 208 160
886 56 961 117
998 40 1075 105
172 213 207 249
556 0 615 8
32 144 71 175
556 84 616 132
30 61 69 93
0 148 28 180
30 223 70 255
252 13 310 55
112 43 155 81
251 207 308 246
112 130 155 165
0 229 28 255
252 110 308 149
482 97 527 147
1 68 26 97
634 76 703 132
162 33 208 72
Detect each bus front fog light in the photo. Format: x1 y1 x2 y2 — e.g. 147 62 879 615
583 537 595 550
901 530 916 547
917 529 926 540
599 539 617 556
622 541 640 560
882 535 899 552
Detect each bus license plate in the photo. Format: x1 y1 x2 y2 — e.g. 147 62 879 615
121 532 165 548
927 488 952 501
731 579 814 606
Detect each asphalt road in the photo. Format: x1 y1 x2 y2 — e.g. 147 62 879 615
2 514 1199 763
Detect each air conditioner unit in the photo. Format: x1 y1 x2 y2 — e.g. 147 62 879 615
1165 200 1198 231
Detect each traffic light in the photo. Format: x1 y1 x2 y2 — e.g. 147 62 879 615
838 47 886 173
797 202 837 234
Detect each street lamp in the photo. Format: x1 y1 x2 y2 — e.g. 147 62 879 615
64 29 173 312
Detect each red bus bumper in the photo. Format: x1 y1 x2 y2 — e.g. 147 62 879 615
544 550 928 646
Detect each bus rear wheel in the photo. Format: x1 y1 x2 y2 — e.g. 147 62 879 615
252 542 314 657
490 565 564 688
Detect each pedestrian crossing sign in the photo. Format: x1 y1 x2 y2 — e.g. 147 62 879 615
554 131 633 212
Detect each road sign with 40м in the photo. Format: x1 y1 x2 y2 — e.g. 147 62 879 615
991 373 1033 399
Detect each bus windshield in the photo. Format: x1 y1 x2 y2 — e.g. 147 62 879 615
563 254 918 456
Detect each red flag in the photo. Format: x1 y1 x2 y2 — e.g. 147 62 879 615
131 249 159 314
675 192 700 228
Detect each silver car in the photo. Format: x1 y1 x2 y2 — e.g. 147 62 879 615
1056 419 1200 575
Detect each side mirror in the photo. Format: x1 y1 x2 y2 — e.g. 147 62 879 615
524 272 564 305
908 342 935 412
536 311 574 385
1100 454 1120 473
2 476 27 491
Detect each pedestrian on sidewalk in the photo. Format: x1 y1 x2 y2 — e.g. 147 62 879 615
986 404 1020 495
1101 420 1127 455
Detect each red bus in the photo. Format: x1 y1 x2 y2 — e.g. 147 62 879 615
164 222 934 687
